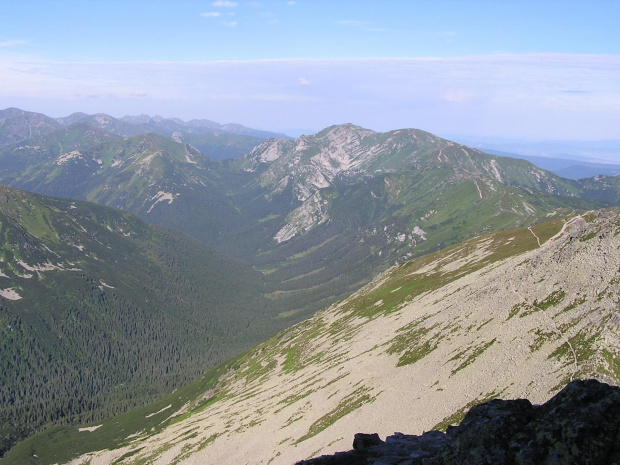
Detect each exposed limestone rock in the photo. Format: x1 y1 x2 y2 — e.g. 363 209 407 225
299 379 620 465
274 190 330 242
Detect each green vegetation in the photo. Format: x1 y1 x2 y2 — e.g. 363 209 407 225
386 318 441 367
0 187 269 458
449 339 497 376
1 116 620 461
295 386 376 444
600 349 620 380
533 290 566 310
529 329 559 352
557 295 588 315
432 390 503 432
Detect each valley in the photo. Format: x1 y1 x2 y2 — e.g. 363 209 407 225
0 108 620 463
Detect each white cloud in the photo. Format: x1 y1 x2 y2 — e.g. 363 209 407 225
1 54 618 141
0 40 27 48
212 1 237 7
201 12 221 17
443 89 475 102
222 21 238 27
338 20 372 26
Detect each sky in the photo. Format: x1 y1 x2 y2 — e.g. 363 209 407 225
1 0 619 142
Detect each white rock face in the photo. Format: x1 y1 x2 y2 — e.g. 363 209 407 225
274 191 330 242
147 191 178 213
56 150 83 165
412 226 427 240
67 211 620 465
0 288 22 300
251 125 381 202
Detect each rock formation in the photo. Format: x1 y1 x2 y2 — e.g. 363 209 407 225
298 379 620 465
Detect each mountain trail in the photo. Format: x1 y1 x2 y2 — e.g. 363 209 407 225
527 226 542 247
546 215 584 244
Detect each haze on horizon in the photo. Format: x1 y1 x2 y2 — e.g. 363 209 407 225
1 0 619 143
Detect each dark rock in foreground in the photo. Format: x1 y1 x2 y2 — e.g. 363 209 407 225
297 379 620 465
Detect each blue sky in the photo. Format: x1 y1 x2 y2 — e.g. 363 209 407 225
1 0 619 141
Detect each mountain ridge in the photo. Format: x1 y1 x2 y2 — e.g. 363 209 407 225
1 114 616 327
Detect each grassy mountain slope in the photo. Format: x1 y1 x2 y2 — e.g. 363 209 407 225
0 132 241 245
0 122 120 173
235 124 580 199
0 185 269 456
219 125 608 320
576 174 620 204
0 121 615 325
9 209 620 465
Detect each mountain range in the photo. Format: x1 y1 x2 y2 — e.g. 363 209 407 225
2 109 618 323
1 107 620 462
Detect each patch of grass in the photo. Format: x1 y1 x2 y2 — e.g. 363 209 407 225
556 295 588 316
295 387 376 443
583 212 599 223
529 218 567 244
432 390 502 431
600 349 620 380
533 290 566 310
569 331 598 365
579 230 600 242
476 318 493 331
547 330 596 374
450 338 497 376
529 329 558 352
509 290 566 320
548 342 572 365
387 320 441 367
274 388 317 414
111 447 145 464
507 302 530 320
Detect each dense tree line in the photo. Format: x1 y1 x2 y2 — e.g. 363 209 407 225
0 192 270 456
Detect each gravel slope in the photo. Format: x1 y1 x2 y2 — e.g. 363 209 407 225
70 210 620 465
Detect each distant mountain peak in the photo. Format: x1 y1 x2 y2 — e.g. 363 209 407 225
120 114 155 125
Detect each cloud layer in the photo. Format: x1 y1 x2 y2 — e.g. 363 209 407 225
0 53 618 139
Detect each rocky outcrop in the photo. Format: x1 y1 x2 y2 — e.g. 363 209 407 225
298 379 620 465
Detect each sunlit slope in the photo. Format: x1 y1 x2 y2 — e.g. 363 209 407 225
10 209 620 465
